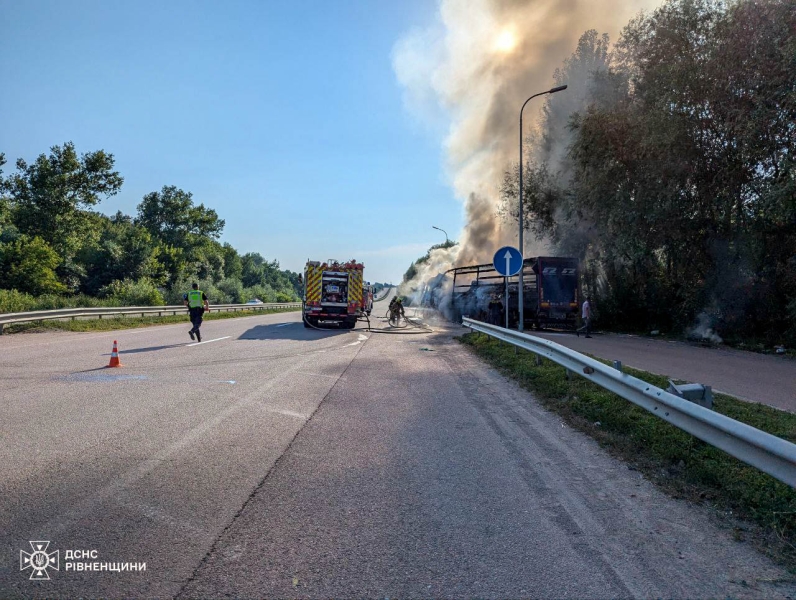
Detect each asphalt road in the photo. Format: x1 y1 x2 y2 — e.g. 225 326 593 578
533 331 796 413
1 306 793 598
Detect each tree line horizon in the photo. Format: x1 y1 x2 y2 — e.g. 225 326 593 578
0 142 305 311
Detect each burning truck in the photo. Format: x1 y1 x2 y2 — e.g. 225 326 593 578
445 256 579 330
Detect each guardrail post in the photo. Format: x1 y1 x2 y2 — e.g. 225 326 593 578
0 323 4 335
613 360 623 372
535 354 542 366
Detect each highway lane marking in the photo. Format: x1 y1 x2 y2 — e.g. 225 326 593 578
275 323 293 328
121 499 209 537
187 336 231 347
341 334 370 348
264 407 309 420
295 371 340 379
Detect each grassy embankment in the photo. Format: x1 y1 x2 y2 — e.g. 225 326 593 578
4 307 300 334
459 331 796 570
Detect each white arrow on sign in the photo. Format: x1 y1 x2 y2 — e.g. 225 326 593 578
504 250 513 278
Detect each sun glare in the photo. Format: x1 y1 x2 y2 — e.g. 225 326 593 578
495 29 517 53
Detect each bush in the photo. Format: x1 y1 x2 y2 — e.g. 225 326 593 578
0 289 37 313
218 277 245 304
0 290 119 313
99 278 164 306
0 235 66 295
165 276 230 305
243 284 276 303
26 294 113 310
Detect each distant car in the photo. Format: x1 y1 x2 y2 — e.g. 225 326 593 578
246 299 263 304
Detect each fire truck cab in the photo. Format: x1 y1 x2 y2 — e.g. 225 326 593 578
303 260 366 329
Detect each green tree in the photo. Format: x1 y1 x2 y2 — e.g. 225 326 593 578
0 235 66 295
221 242 243 280
4 142 123 259
136 186 225 247
241 252 267 288
498 0 795 343
136 186 225 282
78 216 167 295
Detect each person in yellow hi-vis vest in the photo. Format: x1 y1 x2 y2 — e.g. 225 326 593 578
183 282 210 342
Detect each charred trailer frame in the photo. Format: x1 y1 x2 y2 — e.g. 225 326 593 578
446 256 579 330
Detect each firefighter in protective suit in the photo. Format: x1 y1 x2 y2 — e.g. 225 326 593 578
183 282 210 342
389 296 405 324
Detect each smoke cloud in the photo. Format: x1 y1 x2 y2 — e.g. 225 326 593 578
393 0 660 286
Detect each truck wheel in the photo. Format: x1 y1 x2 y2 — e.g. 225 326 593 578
343 318 357 330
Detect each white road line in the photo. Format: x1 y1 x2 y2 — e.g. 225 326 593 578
295 371 340 379
187 336 231 347
264 407 309 420
275 323 293 328
122 499 209 537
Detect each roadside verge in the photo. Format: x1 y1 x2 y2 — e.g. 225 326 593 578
459 331 796 571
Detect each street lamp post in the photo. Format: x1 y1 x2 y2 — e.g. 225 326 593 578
432 226 449 244
518 84 567 331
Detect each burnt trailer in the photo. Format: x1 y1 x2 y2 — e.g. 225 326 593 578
446 256 579 330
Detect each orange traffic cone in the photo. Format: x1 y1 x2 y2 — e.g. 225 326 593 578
107 340 123 368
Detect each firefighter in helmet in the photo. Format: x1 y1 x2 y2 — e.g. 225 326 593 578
389 296 405 324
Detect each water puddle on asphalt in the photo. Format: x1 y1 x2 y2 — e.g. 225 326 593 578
58 372 150 383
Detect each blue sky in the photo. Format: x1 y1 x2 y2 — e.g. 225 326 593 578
0 0 462 283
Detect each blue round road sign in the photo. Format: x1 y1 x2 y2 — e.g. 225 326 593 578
493 246 523 276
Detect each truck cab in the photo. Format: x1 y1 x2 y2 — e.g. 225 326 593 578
303 260 365 329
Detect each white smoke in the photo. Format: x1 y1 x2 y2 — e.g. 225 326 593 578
689 311 724 345
393 0 660 288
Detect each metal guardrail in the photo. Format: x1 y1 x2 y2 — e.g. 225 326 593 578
462 317 796 488
0 302 302 333
373 288 394 303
